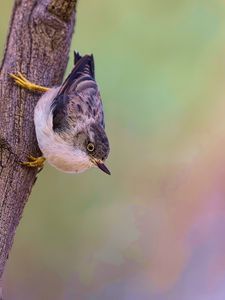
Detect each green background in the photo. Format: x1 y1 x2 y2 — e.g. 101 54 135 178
1 1 225 299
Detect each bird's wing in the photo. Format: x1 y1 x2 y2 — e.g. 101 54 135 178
51 52 105 132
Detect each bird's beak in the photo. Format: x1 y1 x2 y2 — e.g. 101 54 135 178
91 158 111 175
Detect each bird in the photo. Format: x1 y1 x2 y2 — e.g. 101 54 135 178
10 51 111 175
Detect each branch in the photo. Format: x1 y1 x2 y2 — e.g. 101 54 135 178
0 0 76 279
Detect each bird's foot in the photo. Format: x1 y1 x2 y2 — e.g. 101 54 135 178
9 72 49 93
21 155 46 168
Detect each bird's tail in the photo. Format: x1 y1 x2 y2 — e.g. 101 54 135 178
57 51 95 95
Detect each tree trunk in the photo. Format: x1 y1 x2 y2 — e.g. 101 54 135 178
0 0 77 281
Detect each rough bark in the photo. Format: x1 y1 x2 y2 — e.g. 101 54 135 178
0 0 77 279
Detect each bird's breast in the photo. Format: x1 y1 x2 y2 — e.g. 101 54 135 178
46 147 92 173
37 127 92 173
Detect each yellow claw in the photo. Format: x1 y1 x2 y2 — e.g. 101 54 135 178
21 155 46 168
9 72 49 93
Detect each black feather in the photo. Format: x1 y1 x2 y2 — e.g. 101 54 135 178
74 51 82 64
58 53 95 95
51 94 70 132
51 52 96 132
50 52 104 133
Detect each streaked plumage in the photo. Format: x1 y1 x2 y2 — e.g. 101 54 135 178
34 52 110 174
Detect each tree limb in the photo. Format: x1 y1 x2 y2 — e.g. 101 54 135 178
0 0 76 279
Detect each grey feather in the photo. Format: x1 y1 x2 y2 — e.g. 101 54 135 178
51 52 104 133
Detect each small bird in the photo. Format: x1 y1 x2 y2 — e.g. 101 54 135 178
10 51 110 175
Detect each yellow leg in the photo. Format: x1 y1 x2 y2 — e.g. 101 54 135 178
9 72 49 93
21 155 46 168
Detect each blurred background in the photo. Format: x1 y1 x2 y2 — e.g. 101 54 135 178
1 0 225 299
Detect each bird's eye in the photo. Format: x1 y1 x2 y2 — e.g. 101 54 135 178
87 142 95 152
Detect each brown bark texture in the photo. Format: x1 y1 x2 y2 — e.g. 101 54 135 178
0 0 76 278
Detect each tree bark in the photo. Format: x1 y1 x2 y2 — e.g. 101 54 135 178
0 0 77 280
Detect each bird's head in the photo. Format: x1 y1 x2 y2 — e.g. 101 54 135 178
74 123 110 175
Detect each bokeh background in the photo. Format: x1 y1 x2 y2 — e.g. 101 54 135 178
1 0 225 299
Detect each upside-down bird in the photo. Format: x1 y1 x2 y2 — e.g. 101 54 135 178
10 51 110 175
